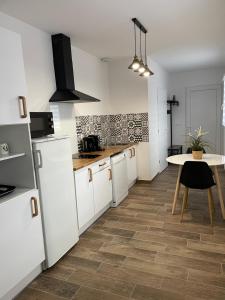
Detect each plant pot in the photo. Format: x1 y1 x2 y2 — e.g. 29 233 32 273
192 150 203 159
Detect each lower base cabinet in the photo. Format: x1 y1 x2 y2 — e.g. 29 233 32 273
74 167 95 229
93 164 112 215
74 158 112 234
0 189 45 299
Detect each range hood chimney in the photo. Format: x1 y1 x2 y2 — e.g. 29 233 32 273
49 33 100 103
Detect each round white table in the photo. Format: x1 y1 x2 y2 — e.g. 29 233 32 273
166 154 225 219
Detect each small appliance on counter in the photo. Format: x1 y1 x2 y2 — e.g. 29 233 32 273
81 135 103 152
0 185 16 198
30 112 54 138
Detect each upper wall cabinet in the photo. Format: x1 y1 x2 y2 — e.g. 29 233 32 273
0 27 30 125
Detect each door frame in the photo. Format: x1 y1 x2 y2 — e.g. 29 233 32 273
185 84 222 154
157 87 168 173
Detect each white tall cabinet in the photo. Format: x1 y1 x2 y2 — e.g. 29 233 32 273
0 27 29 125
0 26 45 299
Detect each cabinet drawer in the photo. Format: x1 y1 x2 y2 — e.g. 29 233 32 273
92 158 111 174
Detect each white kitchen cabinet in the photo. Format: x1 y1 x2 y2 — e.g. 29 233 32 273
74 167 95 231
74 158 112 234
0 189 45 299
0 26 29 125
93 161 112 215
125 145 138 188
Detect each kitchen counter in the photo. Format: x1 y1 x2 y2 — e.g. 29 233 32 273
73 143 136 171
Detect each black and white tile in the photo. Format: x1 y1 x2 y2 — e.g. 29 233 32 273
75 112 149 150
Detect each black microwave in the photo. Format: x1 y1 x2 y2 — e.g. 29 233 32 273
30 112 54 138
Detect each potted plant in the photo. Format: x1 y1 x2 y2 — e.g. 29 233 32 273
187 127 209 159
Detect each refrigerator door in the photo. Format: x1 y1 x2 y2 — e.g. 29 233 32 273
33 137 78 267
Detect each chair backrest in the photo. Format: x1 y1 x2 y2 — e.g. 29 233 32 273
180 161 215 189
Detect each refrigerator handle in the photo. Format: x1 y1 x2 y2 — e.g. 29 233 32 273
33 150 43 169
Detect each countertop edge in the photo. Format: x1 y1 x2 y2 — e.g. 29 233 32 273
73 143 137 171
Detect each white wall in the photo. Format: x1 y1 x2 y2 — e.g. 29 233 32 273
73 47 111 116
108 58 150 180
108 58 148 114
169 67 225 147
148 58 169 180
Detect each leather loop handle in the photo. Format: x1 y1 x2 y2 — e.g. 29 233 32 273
88 168 93 182
18 96 27 118
31 197 38 217
109 168 112 181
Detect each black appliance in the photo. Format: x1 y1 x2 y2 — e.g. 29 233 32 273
72 153 101 159
0 185 15 198
49 33 101 103
30 112 54 138
81 135 101 152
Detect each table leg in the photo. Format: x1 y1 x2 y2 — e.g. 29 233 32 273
214 166 225 220
172 165 182 215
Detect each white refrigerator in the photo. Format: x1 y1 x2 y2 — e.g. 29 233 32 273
32 136 79 268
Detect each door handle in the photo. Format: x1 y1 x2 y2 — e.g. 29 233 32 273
34 150 43 168
108 168 112 181
99 162 107 167
18 96 27 118
88 168 93 182
31 197 39 217
129 149 133 158
132 147 136 157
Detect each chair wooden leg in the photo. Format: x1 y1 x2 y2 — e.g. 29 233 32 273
185 191 189 209
181 187 189 222
208 189 213 225
208 188 215 213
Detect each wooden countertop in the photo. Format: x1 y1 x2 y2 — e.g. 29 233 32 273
73 143 137 171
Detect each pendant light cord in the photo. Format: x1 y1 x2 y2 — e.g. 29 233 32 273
145 33 147 64
140 29 142 60
134 23 137 56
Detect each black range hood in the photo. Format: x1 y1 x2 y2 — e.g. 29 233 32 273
50 33 100 103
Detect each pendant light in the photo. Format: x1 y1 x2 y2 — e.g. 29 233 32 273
138 29 146 74
140 32 154 77
128 23 140 71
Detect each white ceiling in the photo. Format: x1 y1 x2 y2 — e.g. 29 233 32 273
0 0 225 71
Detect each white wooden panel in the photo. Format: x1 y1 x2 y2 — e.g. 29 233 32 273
74 168 94 229
0 26 29 125
186 85 222 153
0 189 45 299
93 167 112 215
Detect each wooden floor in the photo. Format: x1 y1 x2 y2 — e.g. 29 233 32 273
17 165 225 300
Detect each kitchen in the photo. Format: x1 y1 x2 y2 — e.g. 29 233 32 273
1 1 225 300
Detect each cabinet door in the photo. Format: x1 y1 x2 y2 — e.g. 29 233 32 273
93 167 112 215
0 27 29 125
126 147 137 188
74 168 95 229
130 146 137 182
126 148 133 187
0 189 45 298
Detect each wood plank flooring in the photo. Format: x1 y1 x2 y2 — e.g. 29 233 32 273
16 165 225 300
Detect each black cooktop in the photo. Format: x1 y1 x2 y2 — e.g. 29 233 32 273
72 153 101 159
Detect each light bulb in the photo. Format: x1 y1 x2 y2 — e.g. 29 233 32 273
132 62 140 70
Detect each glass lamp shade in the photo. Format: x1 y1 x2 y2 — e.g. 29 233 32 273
140 65 154 77
138 59 146 74
128 55 140 70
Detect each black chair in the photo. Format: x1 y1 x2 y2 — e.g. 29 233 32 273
180 161 216 224
186 147 206 154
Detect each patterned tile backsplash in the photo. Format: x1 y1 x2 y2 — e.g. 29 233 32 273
75 112 149 149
